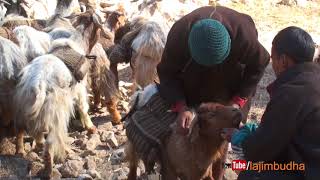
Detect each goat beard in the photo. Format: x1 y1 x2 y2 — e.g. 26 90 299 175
132 55 159 88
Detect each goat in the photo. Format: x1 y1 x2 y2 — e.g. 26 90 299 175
0 26 19 44
46 10 123 124
13 25 51 62
0 36 27 141
88 42 121 124
2 14 46 31
13 11 105 178
127 103 242 180
14 54 76 177
109 17 167 94
126 85 242 180
0 0 8 26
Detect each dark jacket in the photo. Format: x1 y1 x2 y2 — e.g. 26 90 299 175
157 6 270 107
243 63 320 179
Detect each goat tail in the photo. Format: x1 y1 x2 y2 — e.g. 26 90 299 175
40 87 74 161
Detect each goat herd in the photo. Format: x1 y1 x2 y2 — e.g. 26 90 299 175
0 0 168 178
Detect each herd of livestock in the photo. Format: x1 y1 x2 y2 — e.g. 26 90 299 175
0 0 174 178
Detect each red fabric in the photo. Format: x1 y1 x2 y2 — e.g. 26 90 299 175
171 101 187 112
232 96 248 108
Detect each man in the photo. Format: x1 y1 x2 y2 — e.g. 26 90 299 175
229 26 319 180
157 6 270 134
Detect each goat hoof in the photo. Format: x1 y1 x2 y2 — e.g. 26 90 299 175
87 126 97 134
111 113 122 125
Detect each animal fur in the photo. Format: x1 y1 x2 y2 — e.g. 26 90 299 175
88 42 121 123
2 14 46 31
130 21 166 88
0 27 19 44
126 96 242 179
14 54 74 162
13 25 52 62
0 2 7 26
109 17 166 91
0 36 27 128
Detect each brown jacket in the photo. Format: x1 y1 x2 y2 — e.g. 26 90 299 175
157 6 270 107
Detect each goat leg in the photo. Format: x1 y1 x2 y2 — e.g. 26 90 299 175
110 62 119 89
75 83 97 134
42 140 53 179
106 98 121 125
34 132 45 153
127 142 138 180
92 77 101 111
15 129 26 157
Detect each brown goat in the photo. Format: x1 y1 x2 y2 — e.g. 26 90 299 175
126 103 242 180
2 18 46 31
0 27 19 44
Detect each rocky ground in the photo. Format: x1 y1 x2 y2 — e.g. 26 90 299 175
0 0 320 180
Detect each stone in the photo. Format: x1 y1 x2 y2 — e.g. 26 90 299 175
85 134 101 151
99 130 113 142
74 139 86 147
65 136 75 145
115 124 123 131
106 132 118 148
25 151 41 162
59 160 84 178
94 149 107 158
67 153 82 161
0 155 31 178
87 169 101 179
30 161 44 177
78 174 93 180
81 150 97 157
99 122 113 131
69 131 81 138
25 142 32 152
52 168 62 180
84 156 96 170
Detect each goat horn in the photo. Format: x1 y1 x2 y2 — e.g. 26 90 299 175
0 0 10 5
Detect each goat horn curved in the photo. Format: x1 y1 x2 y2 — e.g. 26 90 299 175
0 0 10 5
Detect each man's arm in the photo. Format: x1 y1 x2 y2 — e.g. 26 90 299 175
236 16 270 103
157 21 190 108
242 87 304 161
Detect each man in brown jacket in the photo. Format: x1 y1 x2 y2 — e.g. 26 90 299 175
157 6 270 134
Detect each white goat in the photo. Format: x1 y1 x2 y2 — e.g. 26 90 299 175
13 25 52 62
0 0 8 26
0 36 27 129
14 38 94 177
14 54 74 176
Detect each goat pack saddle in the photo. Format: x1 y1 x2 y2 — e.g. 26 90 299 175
125 92 177 172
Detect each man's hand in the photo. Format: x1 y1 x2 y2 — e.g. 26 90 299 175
176 110 194 135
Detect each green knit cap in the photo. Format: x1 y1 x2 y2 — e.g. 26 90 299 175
188 19 231 66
